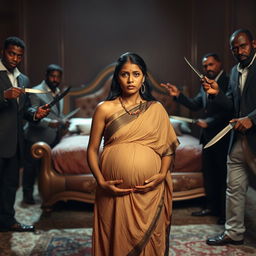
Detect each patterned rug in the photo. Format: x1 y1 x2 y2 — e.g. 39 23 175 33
2 225 255 256
1 187 256 256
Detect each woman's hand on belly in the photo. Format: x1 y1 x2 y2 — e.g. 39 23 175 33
99 179 134 196
133 173 166 194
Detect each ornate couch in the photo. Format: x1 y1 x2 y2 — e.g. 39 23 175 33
32 63 205 210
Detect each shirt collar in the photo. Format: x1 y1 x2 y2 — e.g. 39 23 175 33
43 80 60 95
237 53 256 73
214 70 223 82
0 59 21 78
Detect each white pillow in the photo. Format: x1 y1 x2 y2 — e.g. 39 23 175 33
169 118 191 135
68 118 92 135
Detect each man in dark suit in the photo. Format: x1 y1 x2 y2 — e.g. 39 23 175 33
204 29 256 245
22 64 69 204
161 53 232 225
0 36 50 232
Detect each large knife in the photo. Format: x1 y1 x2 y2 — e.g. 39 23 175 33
22 88 51 94
46 86 71 108
170 115 197 124
204 122 235 149
184 57 204 79
63 107 80 121
184 57 214 86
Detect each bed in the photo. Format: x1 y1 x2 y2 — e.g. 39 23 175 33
32 63 205 210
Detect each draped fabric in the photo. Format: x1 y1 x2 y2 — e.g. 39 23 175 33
93 101 179 256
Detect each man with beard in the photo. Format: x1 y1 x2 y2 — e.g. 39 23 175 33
161 53 232 225
22 64 69 204
204 29 256 245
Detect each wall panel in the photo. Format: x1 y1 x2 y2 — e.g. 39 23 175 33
1 0 255 116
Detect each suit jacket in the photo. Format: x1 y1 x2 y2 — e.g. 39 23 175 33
24 80 64 146
175 71 232 144
214 59 256 154
0 70 34 159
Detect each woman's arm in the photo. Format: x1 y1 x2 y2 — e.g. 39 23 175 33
87 102 133 196
87 103 107 185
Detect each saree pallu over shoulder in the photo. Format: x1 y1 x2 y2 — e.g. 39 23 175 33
93 101 179 256
104 101 153 143
104 101 179 155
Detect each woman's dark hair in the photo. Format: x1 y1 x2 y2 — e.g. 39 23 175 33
106 52 155 101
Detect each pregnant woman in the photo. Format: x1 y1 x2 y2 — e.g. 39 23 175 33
87 52 179 256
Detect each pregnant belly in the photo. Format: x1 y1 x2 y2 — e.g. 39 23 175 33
101 143 161 188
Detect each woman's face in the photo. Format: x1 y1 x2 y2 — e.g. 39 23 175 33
118 61 145 96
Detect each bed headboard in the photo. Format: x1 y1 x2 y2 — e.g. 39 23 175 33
63 63 184 118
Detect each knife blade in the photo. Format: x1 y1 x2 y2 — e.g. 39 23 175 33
63 107 80 121
184 57 204 79
23 88 51 94
47 86 71 108
170 115 197 124
204 122 235 149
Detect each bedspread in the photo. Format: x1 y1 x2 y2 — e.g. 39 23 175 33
51 134 202 175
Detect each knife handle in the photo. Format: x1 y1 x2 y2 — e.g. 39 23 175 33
41 104 51 110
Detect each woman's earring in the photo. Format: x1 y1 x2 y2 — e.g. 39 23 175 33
140 83 145 94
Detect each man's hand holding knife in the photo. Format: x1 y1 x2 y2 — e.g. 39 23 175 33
201 76 253 132
231 117 253 132
182 57 254 132
161 57 253 149
201 76 220 95
4 87 25 99
4 86 71 123
43 87 72 132
4 87 51 99
178 57 253 148
35 104 51 120
160 82 209 128
3 87 51 120
48 119 70 129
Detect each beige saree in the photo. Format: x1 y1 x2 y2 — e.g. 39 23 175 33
93 101 179 256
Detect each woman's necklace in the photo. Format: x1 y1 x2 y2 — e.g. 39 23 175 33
119 97 142 116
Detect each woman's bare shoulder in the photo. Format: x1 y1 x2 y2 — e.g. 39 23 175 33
95 99 121 114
